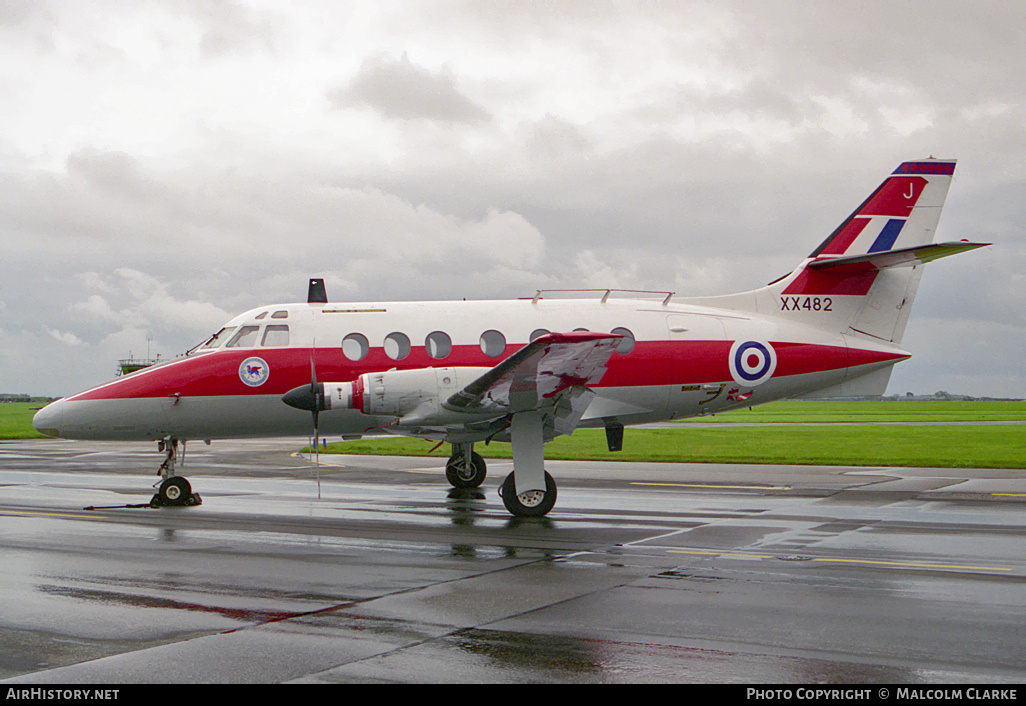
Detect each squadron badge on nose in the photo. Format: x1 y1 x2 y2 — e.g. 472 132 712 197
239 357 270 387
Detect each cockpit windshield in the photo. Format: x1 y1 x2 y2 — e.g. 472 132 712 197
186 320 292 355
226 325 260 348
203 327 237 348
186 327 237 356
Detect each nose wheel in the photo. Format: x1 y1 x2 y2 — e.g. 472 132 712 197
150 438 202 507
152 476 201 507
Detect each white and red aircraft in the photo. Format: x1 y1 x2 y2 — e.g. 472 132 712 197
34 159 986 517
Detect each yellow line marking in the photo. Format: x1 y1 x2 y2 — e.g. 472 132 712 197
993 493 1026 497
631 482 789 490
666 548 1011 572
811 557 1011 572
668 549 775 559
0 509 106 520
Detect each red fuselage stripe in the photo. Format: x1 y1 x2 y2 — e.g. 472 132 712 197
68 341 908 402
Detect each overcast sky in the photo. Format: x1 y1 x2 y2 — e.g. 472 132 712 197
1 1 1023 399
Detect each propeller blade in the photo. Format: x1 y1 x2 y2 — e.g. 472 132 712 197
313 406 321 499
311 347 321 499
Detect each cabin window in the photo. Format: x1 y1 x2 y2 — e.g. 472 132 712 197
530 329 550 342
480 330 506 358
226 325 260 348
611 327 635 354
342 333 369 361
384 332 411 360
202 327 236 349
425 331 452 359
261 325 290 347
271 310 289 319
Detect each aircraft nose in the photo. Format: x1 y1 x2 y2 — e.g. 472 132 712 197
32 400 65 438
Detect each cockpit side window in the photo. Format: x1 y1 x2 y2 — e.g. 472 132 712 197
226 325 260 348
261 325 289 347
202 327 237 349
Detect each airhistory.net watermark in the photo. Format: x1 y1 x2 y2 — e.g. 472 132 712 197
6 690 119 701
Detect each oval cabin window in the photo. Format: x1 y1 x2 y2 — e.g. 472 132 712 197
342 333 369 361
425 331 452 359
611 327 635 354
384 332 411 360
480 330 506 358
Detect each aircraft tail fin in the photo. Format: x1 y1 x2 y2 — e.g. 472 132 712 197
809 159 957 259
763 158 987 344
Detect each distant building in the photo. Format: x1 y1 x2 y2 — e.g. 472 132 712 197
117 356 159 377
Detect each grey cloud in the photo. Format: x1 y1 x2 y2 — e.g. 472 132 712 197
153 0 285 57
328 52 491 124
0 0 49 27
1 2 1023 399
730 1 1025 109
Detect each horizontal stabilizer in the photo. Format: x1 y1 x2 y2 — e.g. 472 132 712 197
807 240 989 273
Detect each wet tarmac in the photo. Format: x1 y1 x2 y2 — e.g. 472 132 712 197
0 438 1023 684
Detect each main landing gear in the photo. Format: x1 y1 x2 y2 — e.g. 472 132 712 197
499 471 557 518
150 437 202 507
445 437 558 518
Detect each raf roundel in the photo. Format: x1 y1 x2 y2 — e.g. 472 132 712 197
729 340 777 386
239 357 270 387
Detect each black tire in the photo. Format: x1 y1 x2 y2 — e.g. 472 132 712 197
158 477 192 506
500 471 556 517
446 451 487 489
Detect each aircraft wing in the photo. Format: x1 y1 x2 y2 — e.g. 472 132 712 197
444 331 622 416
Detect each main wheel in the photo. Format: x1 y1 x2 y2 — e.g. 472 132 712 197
446 451 487 489
500 471 557 517
157 476 192 506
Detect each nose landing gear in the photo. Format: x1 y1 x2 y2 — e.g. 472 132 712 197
445 443 487 489
150 438 202 507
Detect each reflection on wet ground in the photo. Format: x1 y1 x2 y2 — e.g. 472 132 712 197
0 439 1023 683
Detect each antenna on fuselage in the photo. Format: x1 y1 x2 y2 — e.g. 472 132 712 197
308 278 327 304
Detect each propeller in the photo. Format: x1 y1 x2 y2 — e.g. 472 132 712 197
282 346 326 498
310 353 322 497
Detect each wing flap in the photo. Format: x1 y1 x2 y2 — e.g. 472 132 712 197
445 332 622 415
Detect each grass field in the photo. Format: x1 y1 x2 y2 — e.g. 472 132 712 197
675 399 1026 424
0 402 50 440
4 400 1025 468
313 399 1026 469
316 423 1025 469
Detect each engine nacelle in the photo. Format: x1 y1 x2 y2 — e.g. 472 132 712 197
328 369 492 418
356 367 492 419
284 367 492 424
